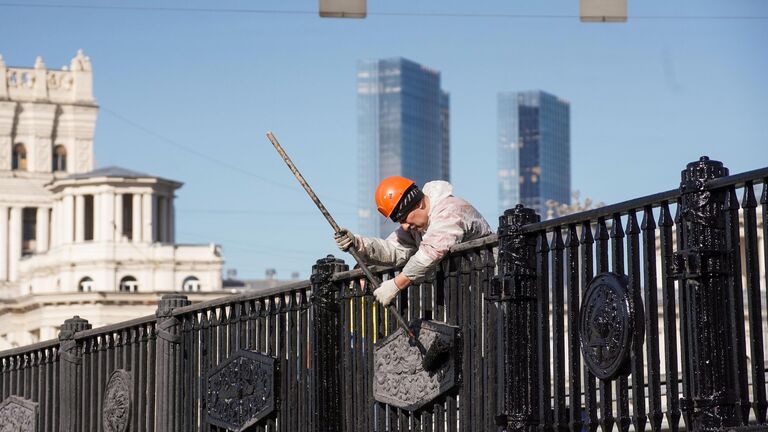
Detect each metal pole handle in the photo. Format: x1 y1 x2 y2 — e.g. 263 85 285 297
266 132 418 342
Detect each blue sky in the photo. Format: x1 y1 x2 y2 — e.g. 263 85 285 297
2 0 766 280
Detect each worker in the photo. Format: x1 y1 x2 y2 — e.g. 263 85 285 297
335 176 491 306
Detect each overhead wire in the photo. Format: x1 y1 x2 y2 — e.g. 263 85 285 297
0 2 766 20
177 230 321 256
100 107 358 208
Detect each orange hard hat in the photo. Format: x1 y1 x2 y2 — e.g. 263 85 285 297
375 176 424 222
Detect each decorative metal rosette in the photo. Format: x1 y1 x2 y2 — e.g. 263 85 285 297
205 350 278 431
579 272 642 380
103 370 132 432
373 319 461 412
0 395 38 432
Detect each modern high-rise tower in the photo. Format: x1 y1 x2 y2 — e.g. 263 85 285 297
357 57 450 237
498 90 570 217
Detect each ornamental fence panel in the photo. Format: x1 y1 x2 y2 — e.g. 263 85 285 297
0 156 765 432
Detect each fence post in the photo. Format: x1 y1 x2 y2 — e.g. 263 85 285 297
154 293 190 431
673 156 739 430
57 315 91 432
493 204 540 431
309 254 348 432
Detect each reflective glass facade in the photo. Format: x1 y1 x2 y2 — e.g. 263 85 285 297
498 91 570 217
357 58 450 237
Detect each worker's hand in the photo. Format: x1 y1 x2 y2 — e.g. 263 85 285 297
334 228 358 252
373 279 401 306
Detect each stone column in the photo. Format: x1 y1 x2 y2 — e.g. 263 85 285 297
93 193 101 241
0 98 15 171
132 193 142 243
114 192 123 241
63 193 74 244
0 206 8 280
157 197 168 243
154 294 190 431
309 255 348 431
36 206 49 252
101 192 114 242
50 201 58 247
58 316 92 432
168 196 175 243
8 207 21 281
0 57 7 100
142 193 153 243
74 194 85 242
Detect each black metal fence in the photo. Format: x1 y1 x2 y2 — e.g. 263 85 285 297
0 156 766 431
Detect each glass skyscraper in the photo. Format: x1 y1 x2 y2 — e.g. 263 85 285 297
357 58 450 237
498 90 570 217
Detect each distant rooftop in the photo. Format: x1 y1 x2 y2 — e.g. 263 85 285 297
65 166 181 187
68 166 152 180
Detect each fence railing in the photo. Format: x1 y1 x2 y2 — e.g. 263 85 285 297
0 156 766 432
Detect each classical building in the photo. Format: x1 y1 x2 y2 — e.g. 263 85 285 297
357 57 450 237
0 51 225 349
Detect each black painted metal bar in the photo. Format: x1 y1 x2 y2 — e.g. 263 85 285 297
364 282 376 432
446 257 459 432
481 247 496 432
459 255 471 432
763 182 768 407
372 283 386 432
641 206 663 432
724 186 751 425
267 297 278 432
611 212 631 432
356 279 367 432
276 291 288 431
580 221 598 432
472 250 484 432
198 310 210 430
146 323 156 431
46 348 56 432
95 335 105 432
565 224 582 432
626 210 647 432
673 196 693 430
299 291 310 432
341 276 354 432
181 315 193 432
536 230 552 432
551 227 567 431
255 300 267 432
288 293 299 432
743 181 767 424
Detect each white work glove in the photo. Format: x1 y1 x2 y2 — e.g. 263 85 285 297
334 228 358 252
373 279 401 306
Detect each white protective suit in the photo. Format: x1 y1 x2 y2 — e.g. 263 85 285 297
357 181 492 283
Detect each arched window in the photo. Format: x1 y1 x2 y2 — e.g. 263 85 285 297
78 276 94 292
52 145 67 172
119 276 138 292
182 276 201 292
12 144 27 171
